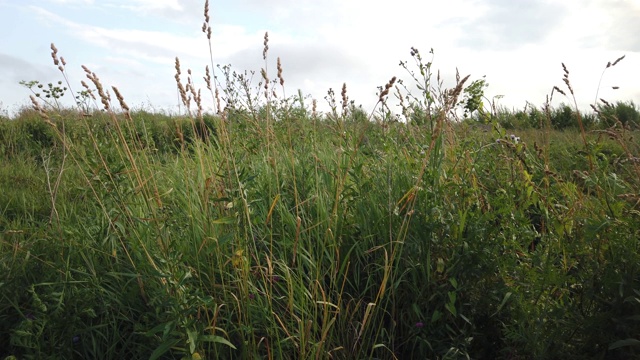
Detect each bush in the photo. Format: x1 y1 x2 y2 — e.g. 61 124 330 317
598 101 640 128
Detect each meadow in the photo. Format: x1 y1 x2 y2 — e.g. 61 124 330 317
1 4 640 359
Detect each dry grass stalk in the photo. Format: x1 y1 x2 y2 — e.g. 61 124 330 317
30 95 53 124
595 54 625 106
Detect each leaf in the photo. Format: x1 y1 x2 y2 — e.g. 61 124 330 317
200 335 237 349
187 328 197 354
492 292 512 316
445 301 457 317
609 338 640 350
149 338 181 360
431 310 442 323
211 216 236 224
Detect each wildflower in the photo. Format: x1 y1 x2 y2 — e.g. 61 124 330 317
415 322 424 328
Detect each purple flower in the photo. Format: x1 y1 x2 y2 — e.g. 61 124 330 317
415 322 424 328
272 275 281 283
248 293 255 300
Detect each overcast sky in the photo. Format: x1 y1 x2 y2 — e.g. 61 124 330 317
1 0 638 117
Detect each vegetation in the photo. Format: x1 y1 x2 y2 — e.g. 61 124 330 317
1 3 640 359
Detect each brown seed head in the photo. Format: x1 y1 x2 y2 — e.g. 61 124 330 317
204 65 212 90
341 83 348 114
204 0 210 24
50 43 60 66
562 77 574 95
174 57 181 76
263 32 269 60
612 55 625 66
215 87 221 114
84 68 110 110
30 95 51 122
277 57 284 86
553 86 566 96
112 86 129 112
447 74 470 107
312 98 317 118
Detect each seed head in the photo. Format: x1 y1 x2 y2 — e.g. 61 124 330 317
277 57 284 86
262 32 269 60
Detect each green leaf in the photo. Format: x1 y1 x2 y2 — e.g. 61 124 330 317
445 302 457 317
200 335 237 349
149 338 181 360
431 310 442 323
609 338 640 350
492 292 512 316
210 216 236 224
187 328 197 354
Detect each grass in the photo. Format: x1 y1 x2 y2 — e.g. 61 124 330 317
1 2 640 359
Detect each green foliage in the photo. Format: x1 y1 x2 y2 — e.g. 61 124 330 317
598 101 640 128
461 76 488 119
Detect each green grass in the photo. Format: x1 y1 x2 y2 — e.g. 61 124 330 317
1 7 640 359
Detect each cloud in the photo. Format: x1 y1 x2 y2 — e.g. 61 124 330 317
46 0 94 4
603 1 640 52
30 6 211 63
458 0 567 50
0 53 56 87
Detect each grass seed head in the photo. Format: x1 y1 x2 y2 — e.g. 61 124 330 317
378 76 397 102
112 86 129 112
263 32 269 60
341 83 348 114
50 43 59 66
277 57 284 86
612 55 625 66
204 0 210 24
312 98 317 118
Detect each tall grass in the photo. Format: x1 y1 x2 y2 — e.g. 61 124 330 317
1 2 640 359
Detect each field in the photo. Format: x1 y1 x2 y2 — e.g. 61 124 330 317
2 7 640 360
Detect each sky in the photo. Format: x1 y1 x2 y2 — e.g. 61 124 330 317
1 0 639 118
